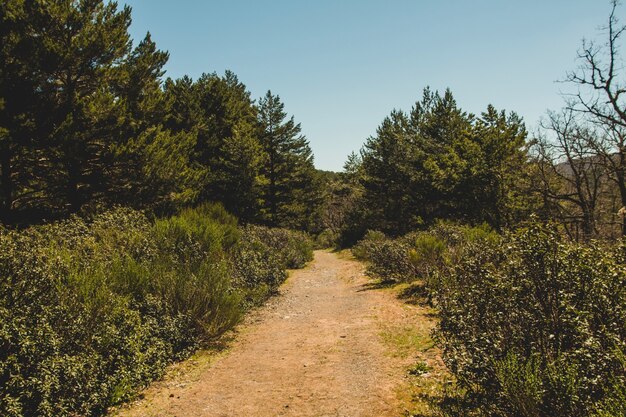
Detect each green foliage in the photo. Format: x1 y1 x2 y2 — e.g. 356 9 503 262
435 222 626 416
314 228 340 249
230 225 313 306
356 221 625 415
343 88 531 241
0 204 310 416
0 2 322 230
239 224 314 270
231 227 286 291
257 91 320 230
353 223 498 286
352 230 419 282
592 353 626 417
163 71 268 221
0 209 197 417
408 361 433 376
351 229 388 260
409 234 446 275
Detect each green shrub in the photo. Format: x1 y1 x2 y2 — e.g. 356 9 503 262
366 238 418 282
408 233 447 283
230 227 287 306
352 230 419 282
592 353 626 417
435 223 626 416
315 228 339 249
0 220 186 416
352 229 387 260
1 203 310 416
228 225 314 307
353 224 498 285
239 225 313 269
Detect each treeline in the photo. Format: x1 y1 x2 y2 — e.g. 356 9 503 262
321 81 626 245
0 0 320 229
0 204 313 416
319 1 626 245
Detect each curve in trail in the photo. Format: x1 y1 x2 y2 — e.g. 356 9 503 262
116 251 425 417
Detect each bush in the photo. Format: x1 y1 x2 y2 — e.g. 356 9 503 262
353 223 498 285
0 204 310 416
435 223 626 417
314 228 339 249
352 229 387 260
230 226 287 304
0 212 193 416
408 232 447 283
239 225 313 269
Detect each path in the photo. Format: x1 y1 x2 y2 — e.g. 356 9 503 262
114 250 445 417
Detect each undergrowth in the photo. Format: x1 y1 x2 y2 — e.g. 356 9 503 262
0 204 313 417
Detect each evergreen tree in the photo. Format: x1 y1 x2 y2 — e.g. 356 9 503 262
355 88 530 236
257 91 319 229
112 32 202 211
0 0 49 222
360 109 428 234
119 33 169 132
163 72 266 220
40 0 133 213
469 105 529 228
194 71 265 220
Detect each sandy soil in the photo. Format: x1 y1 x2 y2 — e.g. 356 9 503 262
113 250 445 417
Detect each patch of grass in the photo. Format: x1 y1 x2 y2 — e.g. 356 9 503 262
380 325 435 359
335 248 357 260
400 377 461 417
408 361 433 376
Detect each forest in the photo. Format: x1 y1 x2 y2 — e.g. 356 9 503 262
1 1 625 417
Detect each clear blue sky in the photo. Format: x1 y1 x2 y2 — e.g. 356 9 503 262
122 0 612 171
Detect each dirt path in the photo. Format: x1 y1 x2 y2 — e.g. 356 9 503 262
114 250 445 417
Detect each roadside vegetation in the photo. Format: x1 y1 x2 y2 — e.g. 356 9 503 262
354 222 626 416
2 1 626 417
0 204 312 416
346 3 626 415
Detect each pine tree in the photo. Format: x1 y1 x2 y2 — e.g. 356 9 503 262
194 71 265 220
43 0 133 213
0 0 49 222
163 72 266 219
111 32 201 211
257 91 319 229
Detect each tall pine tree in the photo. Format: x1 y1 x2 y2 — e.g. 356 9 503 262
257 91 319 229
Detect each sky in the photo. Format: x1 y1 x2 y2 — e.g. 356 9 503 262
122 0 613 171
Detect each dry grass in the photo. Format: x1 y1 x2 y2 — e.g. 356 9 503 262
376 282 454 417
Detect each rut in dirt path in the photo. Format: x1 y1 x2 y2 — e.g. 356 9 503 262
117 251 411 417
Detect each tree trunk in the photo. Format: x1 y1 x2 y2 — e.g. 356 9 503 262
581 208 595 241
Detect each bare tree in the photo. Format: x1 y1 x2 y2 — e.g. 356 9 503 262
566 0 626 234
533 109 607 240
